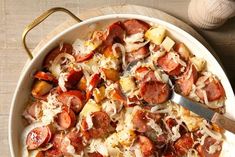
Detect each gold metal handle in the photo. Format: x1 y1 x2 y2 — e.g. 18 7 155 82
22 7 82 59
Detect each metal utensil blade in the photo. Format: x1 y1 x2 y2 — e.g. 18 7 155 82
171 91 215 121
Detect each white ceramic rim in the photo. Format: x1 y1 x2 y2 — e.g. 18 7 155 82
9 13 235 157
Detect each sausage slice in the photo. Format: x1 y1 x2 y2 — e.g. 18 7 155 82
26 126 51 150
81 111 111 139
138 135 155 157
58 90 84 113
123 19 150 35
174 133 194 156
56 108 76 129
43 43 73 68
175 63 198 96
196 76 225 102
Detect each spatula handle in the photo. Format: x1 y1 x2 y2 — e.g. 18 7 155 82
212 113 235 134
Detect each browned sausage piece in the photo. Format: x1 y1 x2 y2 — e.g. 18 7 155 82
176 64 198 96
26 126 52 150
126 46 149 63
88 152 104 157
60 129 84 155
157 52 183 76
140 80 170 104
56 108 76 130
103 21 125 46
76 51 95 63
44 133 64 157
81 111 111 139
57 90 84 113
34 71 57 84
43 43 73 68
86 73 101 100
65 69 83 89
132 110 161 133
25 101 42 120
138 135 155 157
174 133 194 156
196 76 225 102
123 19 150 35
196 137 222 157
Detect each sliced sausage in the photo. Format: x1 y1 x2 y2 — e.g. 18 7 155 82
44 148 63 157
76 51 95 63
138 135 155 157
56 108 76 129
65 69 83 89
86 73 101 100
23 101 42 123
174 133 194 156
196 76 225 102
157 52 183 76
140 80 170 104
103 21 125 46
174 43 190 61
60 129 84 155
81 111 111 139
110 87 127 105
123 19 150 35
57 90 84 113
34 71 57 83
43 43 73 68
135 66 150 81
196 137 222 157
176 64 198 96
132 110 161 133
126 46 149 63
44 133 64 157
88 152 104 157
26 126 51 150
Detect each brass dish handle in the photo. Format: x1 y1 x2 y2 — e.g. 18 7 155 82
22 7 82 59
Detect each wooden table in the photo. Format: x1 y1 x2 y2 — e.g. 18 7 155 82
1 0 235 156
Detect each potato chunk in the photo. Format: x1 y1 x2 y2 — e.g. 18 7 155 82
102 68 120 82
161 36 175 52
31 80 52 97
93 86 106 103
145 27 166 45
119 76 136 93
190 57 206 72
79 99 101 118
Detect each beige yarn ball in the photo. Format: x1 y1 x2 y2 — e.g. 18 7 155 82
188 0 235 29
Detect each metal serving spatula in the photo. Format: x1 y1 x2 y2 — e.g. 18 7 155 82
171 89 235 134
125 60 235 134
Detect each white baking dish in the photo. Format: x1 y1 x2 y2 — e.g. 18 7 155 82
9 13 235 157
